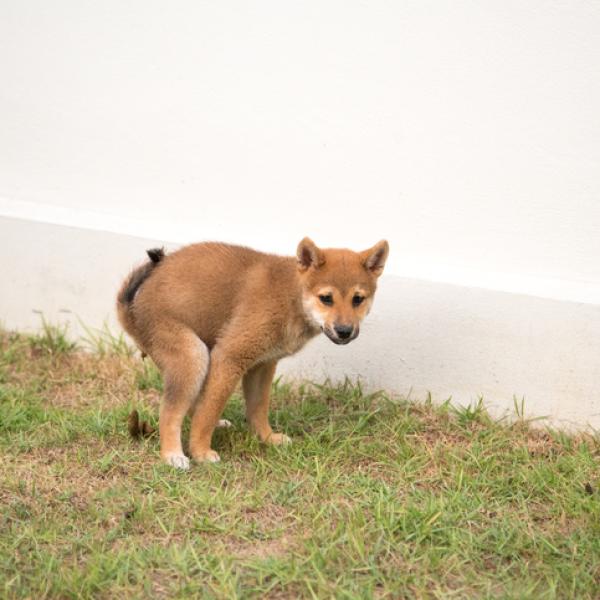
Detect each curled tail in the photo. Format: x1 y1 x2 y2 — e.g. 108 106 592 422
116 247 165 339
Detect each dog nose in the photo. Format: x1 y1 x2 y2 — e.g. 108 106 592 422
334 324 353 339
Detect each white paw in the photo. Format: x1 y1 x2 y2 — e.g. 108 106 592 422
217 419 232 428
193 449 221 463
266 433 292 446
163 453 190 470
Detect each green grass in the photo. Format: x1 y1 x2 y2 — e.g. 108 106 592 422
78 319 134 357
1 329 599 599
27 316 77 356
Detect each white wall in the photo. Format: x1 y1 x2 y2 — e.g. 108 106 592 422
1 2 600 427
2 1 600 299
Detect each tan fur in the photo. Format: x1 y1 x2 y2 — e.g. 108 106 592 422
117 238 388 468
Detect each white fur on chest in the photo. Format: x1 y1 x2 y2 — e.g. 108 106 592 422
257 320 319 365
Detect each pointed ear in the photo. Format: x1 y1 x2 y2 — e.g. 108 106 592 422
361 240 389 277
296 237 325 271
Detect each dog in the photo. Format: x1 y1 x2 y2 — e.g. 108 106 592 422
117 237 388 469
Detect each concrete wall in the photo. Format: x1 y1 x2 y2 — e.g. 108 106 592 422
1 2 600 428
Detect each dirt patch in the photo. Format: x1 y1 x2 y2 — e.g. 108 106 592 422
2 338 163 415
3 443 122 497
230 534 294 560
40 353 141 408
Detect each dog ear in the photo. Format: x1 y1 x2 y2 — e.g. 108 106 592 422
361 240 389 277
297 237 325 271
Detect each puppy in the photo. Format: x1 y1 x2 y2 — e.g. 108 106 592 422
117 238 388 468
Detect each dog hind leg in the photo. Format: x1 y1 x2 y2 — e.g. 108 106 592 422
150 324 210 470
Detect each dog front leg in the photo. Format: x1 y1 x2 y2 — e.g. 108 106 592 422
188 350 244 463
242 360 291 445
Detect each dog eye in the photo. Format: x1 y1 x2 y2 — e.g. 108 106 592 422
319 294 333 306
352 295 365 307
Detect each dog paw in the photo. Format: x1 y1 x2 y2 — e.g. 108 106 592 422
163 453 190 470
266 432 292 446
217 419 232 428
193 449 221 463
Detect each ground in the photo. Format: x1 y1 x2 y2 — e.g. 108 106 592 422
0 324 599 599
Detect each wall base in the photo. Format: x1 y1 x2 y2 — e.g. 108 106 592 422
3 216 599 430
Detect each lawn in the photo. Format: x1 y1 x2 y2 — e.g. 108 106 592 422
1 325 599 599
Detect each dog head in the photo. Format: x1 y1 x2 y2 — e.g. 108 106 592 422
296 237 389 345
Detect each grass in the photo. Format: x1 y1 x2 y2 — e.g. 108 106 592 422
1 326 599 599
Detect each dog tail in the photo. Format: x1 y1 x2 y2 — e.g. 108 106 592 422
116 247 165 340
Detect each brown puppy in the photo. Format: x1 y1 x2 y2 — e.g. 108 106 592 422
117 238 388 469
